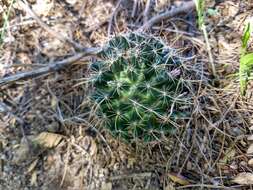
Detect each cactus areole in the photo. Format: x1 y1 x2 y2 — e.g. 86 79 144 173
89 33 185 142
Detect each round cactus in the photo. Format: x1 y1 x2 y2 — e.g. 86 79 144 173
89 33 186 142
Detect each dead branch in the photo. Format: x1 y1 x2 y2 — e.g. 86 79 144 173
107 0 123 36
143 0 152 24
0 47 100 87
131 0 138 18
139 1 195 31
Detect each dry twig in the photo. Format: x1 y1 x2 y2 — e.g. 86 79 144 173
131 0 138 18
143 0 152 23
107 0 123 36
0 48 100 86
140 1 195 31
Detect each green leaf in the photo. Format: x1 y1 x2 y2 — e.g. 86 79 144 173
0 0 16 44
241 23 251 51
239 53 253 95
240 53 253 67
194 0 205 27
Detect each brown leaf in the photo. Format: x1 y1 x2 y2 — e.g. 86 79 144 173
33 132 63 149
233 172 253 184
168 172 190 185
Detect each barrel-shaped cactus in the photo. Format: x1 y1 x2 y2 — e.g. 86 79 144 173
89 33 186 142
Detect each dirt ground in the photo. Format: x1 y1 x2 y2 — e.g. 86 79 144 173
1 0 253 189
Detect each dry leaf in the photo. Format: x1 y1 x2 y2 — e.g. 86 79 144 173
247 144 253 154
33 132 63 149
168 172 190 185
233 172 253 184
31 171 38 186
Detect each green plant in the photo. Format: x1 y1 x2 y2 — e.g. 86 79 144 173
194 0 204 27
240 22 253 95
0 0 15 44
89 33 188 142
194 0 216 77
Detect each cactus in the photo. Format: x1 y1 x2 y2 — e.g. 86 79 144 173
89 33 186 142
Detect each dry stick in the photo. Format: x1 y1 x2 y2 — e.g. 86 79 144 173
20 0 85 51
139 1 196 31
201 24 216 76
110 172 152 180
143 0 152 23
131 0 138 18
78 1 87 19
107 0 123 36
0 48 100 86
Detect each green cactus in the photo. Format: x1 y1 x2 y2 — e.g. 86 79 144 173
89 33 187 142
